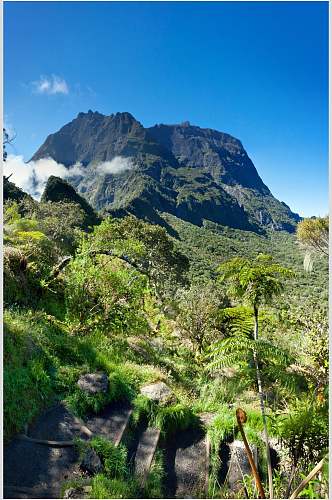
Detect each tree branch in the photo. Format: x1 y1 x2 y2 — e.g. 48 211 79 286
49 250 149 279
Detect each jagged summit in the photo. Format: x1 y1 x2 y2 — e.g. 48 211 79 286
30 111 300 232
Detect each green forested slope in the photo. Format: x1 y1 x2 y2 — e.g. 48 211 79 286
3 191 328 499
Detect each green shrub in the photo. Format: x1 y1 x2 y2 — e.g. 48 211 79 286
274 397 328 468
90 474 138 499
154 403 198 436
90 436 128 479
66 389 112 419
64 252 148 334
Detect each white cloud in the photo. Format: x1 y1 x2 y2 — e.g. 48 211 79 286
4 155 83 200
32 75 69 95
97 156 134 175
3 155 134 200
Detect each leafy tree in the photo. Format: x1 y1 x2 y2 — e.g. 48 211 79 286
62 216 189 334
3 202 61 304
85 216 189 299
64 252 148 333
214 253 294 499
296 217 328 271
176 284 228 356
20 198 86 254
286 302 328 401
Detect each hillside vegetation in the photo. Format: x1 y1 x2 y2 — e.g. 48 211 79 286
3 191 328 499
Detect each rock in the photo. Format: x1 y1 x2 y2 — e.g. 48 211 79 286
77 372 108 394
63 487 82 499
199 412 216 427
80 447 102 475
140 382 173 403
63 486 92 499
227 440 257 494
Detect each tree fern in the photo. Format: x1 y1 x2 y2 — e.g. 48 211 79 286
215 254 294 499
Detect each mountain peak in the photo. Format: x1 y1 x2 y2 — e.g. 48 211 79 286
30 111 300 232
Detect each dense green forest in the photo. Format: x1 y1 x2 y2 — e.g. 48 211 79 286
3 193 328 499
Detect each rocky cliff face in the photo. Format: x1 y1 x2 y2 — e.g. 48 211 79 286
32 111 300 233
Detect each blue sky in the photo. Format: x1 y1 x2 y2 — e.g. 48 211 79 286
4 1 328 217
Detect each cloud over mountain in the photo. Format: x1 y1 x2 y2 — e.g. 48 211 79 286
3 154 134 200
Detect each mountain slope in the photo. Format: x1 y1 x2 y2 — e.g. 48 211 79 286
31 111 300 233
41 175 100 228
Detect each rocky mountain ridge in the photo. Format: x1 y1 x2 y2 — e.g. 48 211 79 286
31 110 301 233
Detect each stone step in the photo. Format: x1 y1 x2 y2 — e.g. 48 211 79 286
163 416 214 498
85 401 133 446
28 403 92 441
174 433 207 498
226 439 258 495
134 427 161 486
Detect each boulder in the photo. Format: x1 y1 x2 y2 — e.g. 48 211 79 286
80 447 102 475
140 382 173 403
77 372 108 394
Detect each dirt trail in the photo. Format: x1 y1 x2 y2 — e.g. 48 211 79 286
3 402 132 499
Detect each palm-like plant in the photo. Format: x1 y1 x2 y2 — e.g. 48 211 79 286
214 254 294 499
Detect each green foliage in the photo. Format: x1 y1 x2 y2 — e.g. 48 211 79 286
66 389 112 419
273 397 328 468
64 251 147 334
74 437 134 497
130 394 155 426
131 395 197 437
90 474 138 499
153 403 198 436
87 215 189 298
161 213 328 307
176 283 228 355
208 405 235 451
3 312 55 440
20 197 86 253
297 216 329 257
218 253 294 310
90 436 128 478
3 200 87 307
66 370 136 419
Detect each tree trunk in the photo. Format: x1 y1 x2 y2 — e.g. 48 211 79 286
253 305 274 499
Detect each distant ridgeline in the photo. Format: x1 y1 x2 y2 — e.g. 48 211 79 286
26 110 300 234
